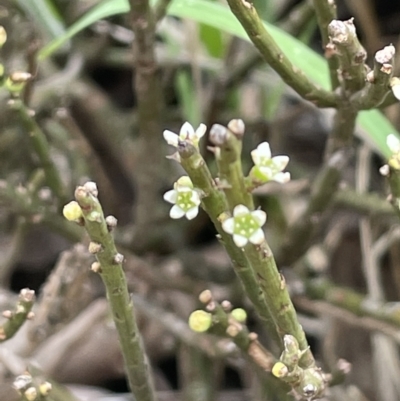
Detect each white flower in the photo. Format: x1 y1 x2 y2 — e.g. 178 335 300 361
163 176 201 220
163 122 207 148
221 204 266 247
390 77 400 101
387 134 400 154
250 142 290 184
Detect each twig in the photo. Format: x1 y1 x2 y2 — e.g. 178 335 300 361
276 149 350 266
178 140 280 345
333 188 395 217
9 99 67 204
154 0 172 23
0 289 35 342
351 45 395 109
225 0 338 107
72 182 156 401
344 0 382 54
312 0 340 89
129 0 166 251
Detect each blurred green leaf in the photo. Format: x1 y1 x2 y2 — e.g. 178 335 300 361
15 0 65 40
38 0 129 59
199 24 224 58
38 0 398 157
175 70 201 127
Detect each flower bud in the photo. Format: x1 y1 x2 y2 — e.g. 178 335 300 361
63 201 83 221
188 310 212 332
231 308 247 322
272 362 288 378
0 26 6 47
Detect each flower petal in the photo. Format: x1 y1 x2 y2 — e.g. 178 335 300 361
233 234 248 247
186 206 199 220
180 122 195 140
233 204 249 217
170 205 185 219
392 84 400 101
272 155 289 170
256 142 271 158
251 210 267 226
190 191 201 205
273 172 291 183
249 228 265 245
163 130 179 147
196 123 207 139
163 190 178 204
222 217 235 234
387 134 400 154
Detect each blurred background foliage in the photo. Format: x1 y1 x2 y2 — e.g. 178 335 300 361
1 0 400 400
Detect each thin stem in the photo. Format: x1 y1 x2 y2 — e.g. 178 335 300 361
351 45 395 109
129 0 166 251
277 149 349 266
312 0 340 89
178 143 280 345
10 99 67 204
74 183 156 401
0 288 35 342
225 0 338 107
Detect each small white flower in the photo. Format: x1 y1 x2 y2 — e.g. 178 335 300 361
163 176 201 220
387 134 400 154
221 204 266 247
390 77 400 101
250 142 290 184
163 122 207 148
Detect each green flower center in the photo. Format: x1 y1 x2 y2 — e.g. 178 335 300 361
233 214 259 237
177 191 196 211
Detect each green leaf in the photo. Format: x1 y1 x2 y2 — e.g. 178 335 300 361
38 0 398 157
38 0 129 60
199 24 224 58
15 0 65 40
175 69 202 127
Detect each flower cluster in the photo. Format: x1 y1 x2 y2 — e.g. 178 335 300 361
163 176 201 220
249 142 290 184
381 134 400 173
163 123 290 248
163 122 206 148
221 205 266 247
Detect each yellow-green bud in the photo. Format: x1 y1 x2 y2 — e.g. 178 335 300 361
24 387 37 401
0 26 6 47
231 308 247 322
63 201 83 221
5 71 32 94
188 310 212 332
175 176 193 188
272 361 288 378
39 381 52 396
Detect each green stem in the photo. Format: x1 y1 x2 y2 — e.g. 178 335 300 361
0 288 35 342
10 100 67 204
305 278 400 329
312 0 340 89
207 122 313 365
129 0 166 251
225 0 338 107
351 45 395 109
277 150 347 266
74 183 156 401
327 19 366 93
244 242 315 368
179 144 280 345
209 123 254 210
